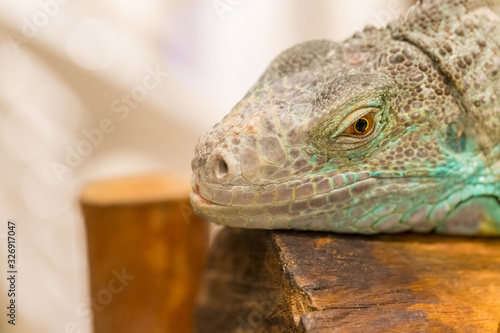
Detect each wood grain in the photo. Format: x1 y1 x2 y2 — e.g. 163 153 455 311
81 174 209 333
196 228 500 332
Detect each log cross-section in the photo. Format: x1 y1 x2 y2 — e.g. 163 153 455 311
81 174 209 333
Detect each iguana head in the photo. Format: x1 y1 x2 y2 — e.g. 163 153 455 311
191 1 500 234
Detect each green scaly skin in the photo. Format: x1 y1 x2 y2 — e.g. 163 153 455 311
190 0 500 236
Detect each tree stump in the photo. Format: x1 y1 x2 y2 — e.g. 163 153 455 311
195 228 500 332
81 174 209 333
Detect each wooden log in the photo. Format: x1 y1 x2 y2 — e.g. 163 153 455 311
195 228 500 332
81 174 209 333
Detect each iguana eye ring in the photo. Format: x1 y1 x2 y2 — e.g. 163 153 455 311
343 113 374 136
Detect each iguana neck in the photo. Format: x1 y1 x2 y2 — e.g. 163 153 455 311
391 0 500 161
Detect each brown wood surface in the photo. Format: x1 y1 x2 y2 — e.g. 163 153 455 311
81 173 209 333
196 228 500 333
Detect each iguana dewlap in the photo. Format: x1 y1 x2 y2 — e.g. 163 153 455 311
190 0 500 236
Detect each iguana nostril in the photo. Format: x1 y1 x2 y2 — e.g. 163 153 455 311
203 148 236 184
208 151 234 183
217 157 229 178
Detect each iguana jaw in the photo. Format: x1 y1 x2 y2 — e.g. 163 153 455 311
191 169 499 233
191 167 438 231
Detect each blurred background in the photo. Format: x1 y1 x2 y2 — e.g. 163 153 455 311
0 0 412 332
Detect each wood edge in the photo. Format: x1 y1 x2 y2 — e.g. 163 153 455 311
270 232 318 330
79 172 191 206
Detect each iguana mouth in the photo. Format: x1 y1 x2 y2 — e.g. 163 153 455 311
190 189 219 207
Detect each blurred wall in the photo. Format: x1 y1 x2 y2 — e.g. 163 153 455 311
0 1 412 332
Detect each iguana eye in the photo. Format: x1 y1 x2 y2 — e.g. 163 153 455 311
342 113 374 136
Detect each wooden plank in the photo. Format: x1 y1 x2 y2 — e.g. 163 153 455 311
81 173 209 333
196 228 500 332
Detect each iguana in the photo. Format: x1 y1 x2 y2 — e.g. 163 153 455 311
190 0 500 236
